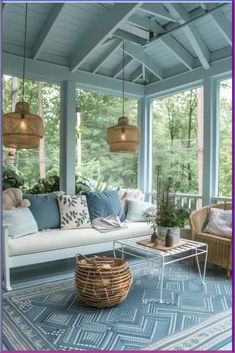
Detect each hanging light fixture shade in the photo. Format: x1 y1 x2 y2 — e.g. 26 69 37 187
107 116 140 152
2 4 44 149
107 40 140 153
3 102 44 149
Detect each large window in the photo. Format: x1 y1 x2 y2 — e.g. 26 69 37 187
2 75 60 190
218 79 232 197
76 90 138 189
152 87 203 195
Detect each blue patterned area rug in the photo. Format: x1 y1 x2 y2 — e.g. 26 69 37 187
3 263 232 351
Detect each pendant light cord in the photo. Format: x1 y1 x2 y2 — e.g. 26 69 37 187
122 40 125 117
22 3 28 103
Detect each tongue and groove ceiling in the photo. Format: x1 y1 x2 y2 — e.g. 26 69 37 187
2 2 232 85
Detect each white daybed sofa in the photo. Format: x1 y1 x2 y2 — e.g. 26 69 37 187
3 222 152 291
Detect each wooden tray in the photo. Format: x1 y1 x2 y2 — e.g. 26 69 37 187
137 239 187 252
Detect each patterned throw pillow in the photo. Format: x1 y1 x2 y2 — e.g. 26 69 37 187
57 194 91 229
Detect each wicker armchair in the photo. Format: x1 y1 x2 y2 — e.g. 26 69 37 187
189 203 232 278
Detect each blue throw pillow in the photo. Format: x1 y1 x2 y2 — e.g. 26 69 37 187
23 193 60 230
85 190 125 221
3 208 38 238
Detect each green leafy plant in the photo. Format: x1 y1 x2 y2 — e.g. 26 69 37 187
28 175 60 194
2 166 112 195
145 166 190 230
2 166 25 190
75 175 91 194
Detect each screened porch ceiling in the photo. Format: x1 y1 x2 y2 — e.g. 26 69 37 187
3 2 232 86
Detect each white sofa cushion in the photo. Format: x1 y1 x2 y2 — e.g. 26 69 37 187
8 222 152 257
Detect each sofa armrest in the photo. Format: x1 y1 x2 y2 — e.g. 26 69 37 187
2 224 12 290
189 207 208 239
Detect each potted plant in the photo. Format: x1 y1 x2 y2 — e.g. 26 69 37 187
145 167 190 246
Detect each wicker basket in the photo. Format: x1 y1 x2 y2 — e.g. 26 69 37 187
75 255 133 308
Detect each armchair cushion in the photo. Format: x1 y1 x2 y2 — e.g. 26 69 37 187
204 208 232 238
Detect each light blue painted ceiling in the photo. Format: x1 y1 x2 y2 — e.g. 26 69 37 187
2 2 232 85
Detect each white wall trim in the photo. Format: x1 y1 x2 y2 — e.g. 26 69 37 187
145 57 232 99
3 53 144 99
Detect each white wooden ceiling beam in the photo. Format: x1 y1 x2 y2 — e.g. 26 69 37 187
124 41 163 80
184 26 210 69
112 56 133 79
160 36 194 70
113 29 146 45
32 3 65 60
70 3 141 72
167 3 210 69
200 3 207 11
120 22 149 40
91 38 122 74
136 14 194 70
130 66 142 82
140 4 177 22
210 11 232 46
128 14 165 35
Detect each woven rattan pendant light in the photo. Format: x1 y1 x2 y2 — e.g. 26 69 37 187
107 41 140 152
3 4 44 149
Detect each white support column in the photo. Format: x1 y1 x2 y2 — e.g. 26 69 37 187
60 81 76 194
138 97 153 201
202 78 218 205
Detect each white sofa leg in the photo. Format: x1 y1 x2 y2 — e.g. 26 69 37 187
3 225 12 291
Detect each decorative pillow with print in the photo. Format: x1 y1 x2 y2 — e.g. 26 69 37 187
57 194 91 229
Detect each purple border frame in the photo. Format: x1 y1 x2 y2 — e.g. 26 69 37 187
1 0 234 352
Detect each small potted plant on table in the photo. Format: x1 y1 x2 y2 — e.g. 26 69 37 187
145 167 190 247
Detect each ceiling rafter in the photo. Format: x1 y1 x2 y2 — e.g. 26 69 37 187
124 41 163 80
160 36 194 70
130 66 142 82
129 15 195 70
145 3 227 49
128 14 165 36
167 3 210 70
32 3 66 60
112 56 133 79
113 29 146 45
139 3 177 22
210 11 232 46
70 3 142 72
120 22 149 40
91 38 122 74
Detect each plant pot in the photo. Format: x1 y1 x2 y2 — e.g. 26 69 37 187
157 226 180 245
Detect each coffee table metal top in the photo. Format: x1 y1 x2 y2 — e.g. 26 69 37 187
114 236 207 259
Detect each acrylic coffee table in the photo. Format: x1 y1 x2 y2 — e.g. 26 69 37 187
113 236 208 304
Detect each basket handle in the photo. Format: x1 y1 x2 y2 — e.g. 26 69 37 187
75 253 96 264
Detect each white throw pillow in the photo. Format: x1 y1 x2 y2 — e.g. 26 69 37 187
118 188 144 213
3 208 38 238
126 199 156 222
57 194 91 229
204 207 232 238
